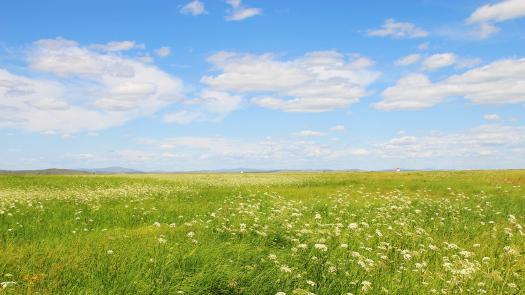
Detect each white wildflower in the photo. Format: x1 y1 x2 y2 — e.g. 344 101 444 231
361 280 372 293
314 243 328 252
1 281 16 289
306 280 316 287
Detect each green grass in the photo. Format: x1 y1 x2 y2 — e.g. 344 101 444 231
1 171 524 294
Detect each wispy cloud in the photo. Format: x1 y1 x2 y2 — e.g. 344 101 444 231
394 54 421 66
180 0 206 16
90 40 144 52
368 19 428 39
154 46 171 58
225 0 261 21
292 130 325 137
466 0 525 38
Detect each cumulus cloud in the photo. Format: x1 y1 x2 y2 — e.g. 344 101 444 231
422 53 457 70
180 0 206 16
225 0 261 21
467 0 525 38
201 50 380 112
375 58 525 110
0 38 183 134
368 19 428 39
395 54 421 66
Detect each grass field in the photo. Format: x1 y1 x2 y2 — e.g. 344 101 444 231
1 171 524 294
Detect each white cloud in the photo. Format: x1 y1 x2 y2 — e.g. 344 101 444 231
456 58 483 69
388 135 417 145
292 130 325 137
467 0 525 23
155 136 366 166
31 98 70 110
375 74 443 110
31 124 525 170
329 125 345 131
376 58 525 110
0 38 183 134
180 0 206 16
483 114 500 121
163 90 242 124
473 22 501 39
163 110 202 124
376 125 525 160
197 90 243 114
225 0 261 21
155 46 171 58
368 19 428 39
91 40 142 52
422 53 457 70
114 126 523 169
202 51 380 112
395 54 421 66
467 0 525 38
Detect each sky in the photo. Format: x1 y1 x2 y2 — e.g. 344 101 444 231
1 0 525 171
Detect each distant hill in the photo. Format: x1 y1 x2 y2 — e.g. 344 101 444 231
0 168 87 175
0 167 144 175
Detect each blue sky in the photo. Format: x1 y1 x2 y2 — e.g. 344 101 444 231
1 0 525 171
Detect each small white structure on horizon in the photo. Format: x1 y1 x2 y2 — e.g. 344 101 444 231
396 168 401 172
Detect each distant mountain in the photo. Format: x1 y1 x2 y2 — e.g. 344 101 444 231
79 166 143 174
0 168 87 175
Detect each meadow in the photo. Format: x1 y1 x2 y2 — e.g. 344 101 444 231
0 171 524 294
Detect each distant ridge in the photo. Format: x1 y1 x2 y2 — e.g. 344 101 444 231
0 167 144 175
0 168 87 175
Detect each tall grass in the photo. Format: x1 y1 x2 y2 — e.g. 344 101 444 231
1 171 524 294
